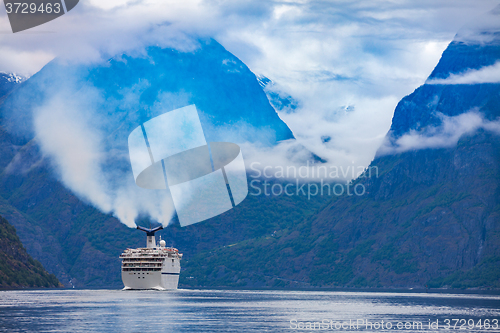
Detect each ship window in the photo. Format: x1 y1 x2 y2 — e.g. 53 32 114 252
172 259 174 262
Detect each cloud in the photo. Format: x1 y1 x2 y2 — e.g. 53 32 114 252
427 61 500 85
214 1 499 172
32 82 177 228
0 0 216 74
379 111 500 154
454 3 500 44
33 93 113 212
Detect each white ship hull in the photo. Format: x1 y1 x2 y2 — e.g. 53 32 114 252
121 271 179 290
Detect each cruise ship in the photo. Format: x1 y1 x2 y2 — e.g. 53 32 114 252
120 226 182 290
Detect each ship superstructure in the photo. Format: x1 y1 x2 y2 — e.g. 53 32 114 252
120 226 182 290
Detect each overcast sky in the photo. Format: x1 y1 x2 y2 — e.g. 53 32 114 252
0 0 498 170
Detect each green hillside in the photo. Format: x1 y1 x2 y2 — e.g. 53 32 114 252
180 32 500 289
181 133 500 289
0 215 61 288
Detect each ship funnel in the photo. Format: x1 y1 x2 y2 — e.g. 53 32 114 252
137 226 163 248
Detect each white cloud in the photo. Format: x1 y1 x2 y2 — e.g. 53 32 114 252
454 3 500 44
379 111 500 154
32 87 177 228
427 61 500 85
33 94 113 213
214 0 499 172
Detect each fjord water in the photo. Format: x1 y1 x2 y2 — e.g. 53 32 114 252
0 290 499 332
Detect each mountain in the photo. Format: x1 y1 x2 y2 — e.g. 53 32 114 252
179 17 500 289
0 215 61 288
1 39 293 146
390 42 500 138
0 73 24 101
0 39 329 288
0 135 332 288
2 19 499 290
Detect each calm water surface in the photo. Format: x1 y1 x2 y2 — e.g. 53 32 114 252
0 289 499 332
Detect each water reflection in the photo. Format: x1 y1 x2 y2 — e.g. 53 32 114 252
0 290 499 332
